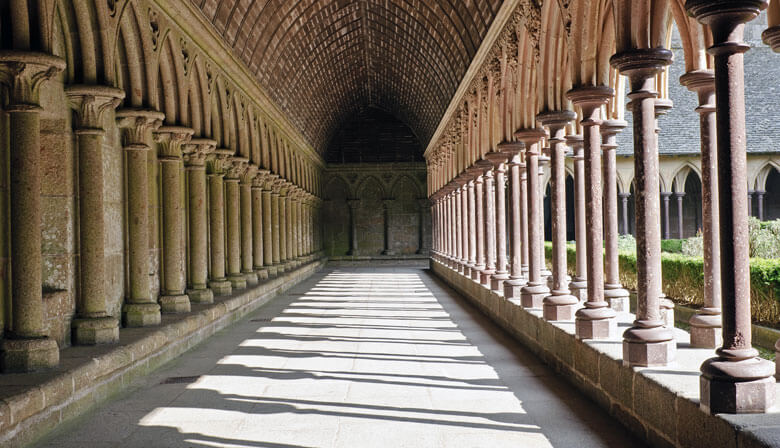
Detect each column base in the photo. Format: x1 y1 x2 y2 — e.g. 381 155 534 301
660 297 675 327
0 337 59 373
689 312 722 349
255 267 270 280
471 265 484 282
267 265 279 277
700 357 775 414
209 279 233 296
228 274 247 289
187 288 214 304
490 272 510 292
604 286 630 312
569 278 587 301
575 305 617 340
123 302 161 327
520 282 550 308
160 294 191 313
243 270 259 286
72 316 119 345
542 293 579 321
622 339 676 367
480 269 495 287
276 263 287 274
503 278 526 299
548 274 571 290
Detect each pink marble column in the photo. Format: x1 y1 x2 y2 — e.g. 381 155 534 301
480 163 497 286
515 129 550 308
467 179 478 276
487 150 510 292
688 0 775 413
504 145 527 299
567 136 588 301
566 86 616 339
473 174 486 280
538 111 578 321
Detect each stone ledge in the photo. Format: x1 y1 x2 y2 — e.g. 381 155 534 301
0 258 326 448
431 260 780 448
327 255 430 268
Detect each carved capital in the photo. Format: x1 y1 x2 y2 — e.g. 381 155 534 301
154 126 194 160
65 85 125 132
0 51 65 110
206 148 234 175
115 108 165 149
241 164 258 184
183 138 217 167
225 156 249 180
253 169 271 188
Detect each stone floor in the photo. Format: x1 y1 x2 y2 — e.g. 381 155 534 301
39 268 645 448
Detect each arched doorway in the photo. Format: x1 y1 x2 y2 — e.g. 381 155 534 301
765 167 780 221
682 171 702 237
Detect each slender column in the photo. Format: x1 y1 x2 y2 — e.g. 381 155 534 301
454 185 464 270
756 190 765 221
676 192 686 237
473 176 486 279
619 193 631 235
207 149 233 295
284 186 294 267
661 192 672 240
480 164 497 286
538 155 552 284
263 174 279 277
466 180 477 271
382 199 394 255
520 163 529 279
687 0 775 413
567 136 587 300
459 181 469 274
612 49 676 364
154 127 194 313
116 110 165 327
240 166 259 285
182 138 216 304
566 86 616 339
347 199 360 256
253 170 270 279
270 179 282 270
515 129 550 308
0 52 65 371
601 120 631 312
296 193 304 261
225 158 248 288
278 182 289 271
747 190 754 217
538 112 578 321
487 149 511 292
505 146 527 299
681 70 722 348
66 85 124 344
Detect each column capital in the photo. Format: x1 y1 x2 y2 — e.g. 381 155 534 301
225 156 249 180
0 51 65 110
610 48 673 81
565 135 585 160
65 85 125 133
763 25 780 51
686 1 767 41
115 108 165 149
536 110 576 133
655 98 674 118
240 164 258 185
514 128 547 147
183 138 217 167
566 86 613 125
484 151 509 169
619 192 632 199
495 141 524 157
206 148 235 175
600 119 628 151
154 126 194 159
680 69 715 93
253 169 271 189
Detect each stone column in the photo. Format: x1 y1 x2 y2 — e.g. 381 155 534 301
538 111 578 321
480 163 497 286
756 190 765 221
347 199 360 256
567 136 587 300
619 192 631 235
538 154 552 283
601 120 631 312
566 86 616 339
277 181 289 271
747 190 754 217
681 70 721 348
240 165 258 285
466 180 477 273
459 180 470 274
266 175 280 276
253 170 270 279
515 129 550 308
520 162 530 279
687 0 775 413
66 85 124 344
453 184 463 270
505 146 526 299
182 138 216 304
382 199 394 255
0 52 65 371
675 192 686 238
225 157 248 288
116 109 165 326
661 192 672 239
296 193 304 262
154 126 194 313
612 49 675 364
487 149 511 292
472 172 486 280
206 149 234 295
284 185 294 268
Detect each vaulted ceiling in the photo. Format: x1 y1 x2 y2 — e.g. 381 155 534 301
191 0 503 153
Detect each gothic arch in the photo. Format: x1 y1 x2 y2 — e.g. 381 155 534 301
672 163 702 193
390 175 423 199
115 2 150 108
755 161 780 191
355 175 387 200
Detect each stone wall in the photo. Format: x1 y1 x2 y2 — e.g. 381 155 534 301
322 163 430 258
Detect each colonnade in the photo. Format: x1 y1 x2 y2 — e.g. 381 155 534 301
429 0 776 415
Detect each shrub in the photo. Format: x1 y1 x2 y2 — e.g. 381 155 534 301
617 234 636 254
681 232 703 257
749 217 780 259
661 239 684 253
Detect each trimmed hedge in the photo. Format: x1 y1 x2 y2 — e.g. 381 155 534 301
545 242 780 325
660 239 685 253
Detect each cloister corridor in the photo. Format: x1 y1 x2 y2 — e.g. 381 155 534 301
38 268 641 448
